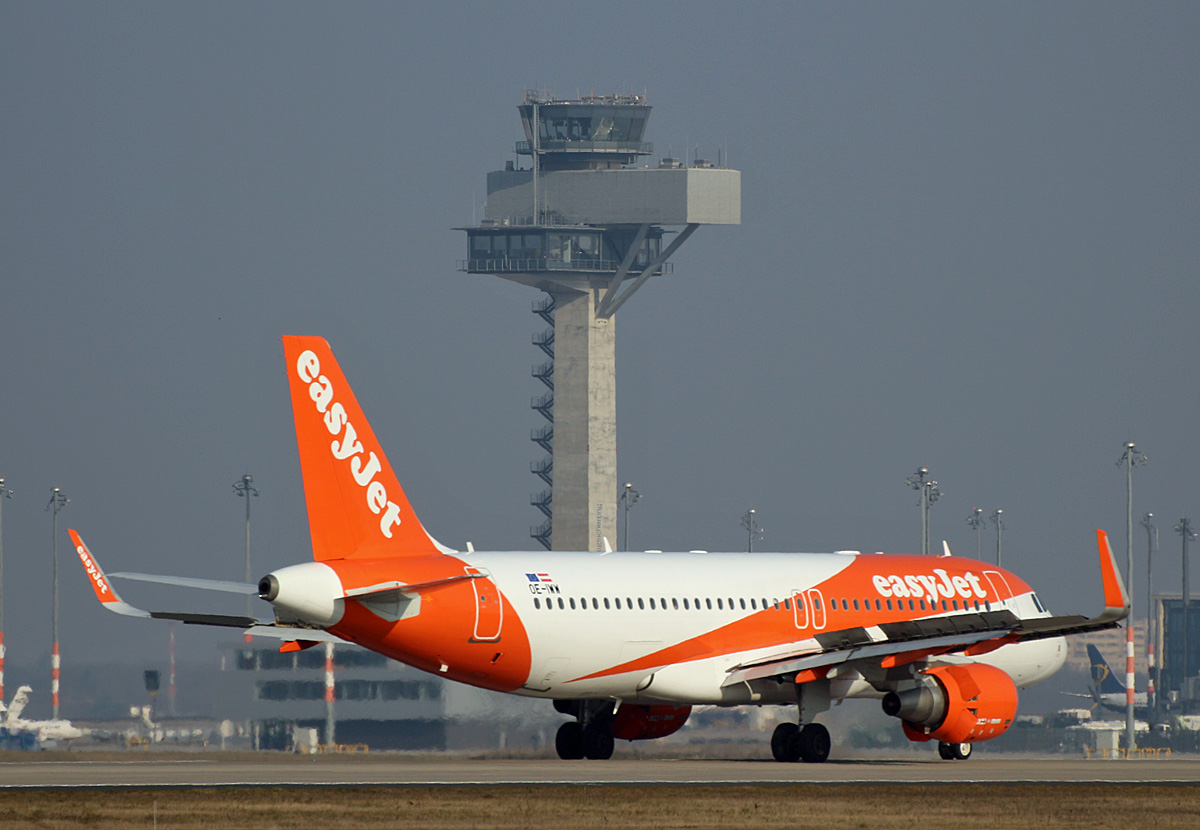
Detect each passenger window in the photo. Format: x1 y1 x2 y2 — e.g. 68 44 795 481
919 599 926 611
649 598 656 610
717 599 724 610
672 598 680 610
534 598 540 609
853 599 859 611
569 598 576 610
557 598 565 610
592 598 599 610
638 598 645 610
886 599 893 611
706 599 713 610
875 599 881 611
908 600 914 611
683 598 690 610
604 598 611 610
750 599 758 610
784 598 791 611
740 599 747 610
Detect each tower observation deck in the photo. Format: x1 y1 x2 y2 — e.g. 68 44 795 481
458 91 740 551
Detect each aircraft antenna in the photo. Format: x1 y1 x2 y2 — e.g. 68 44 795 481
905 467 940 556
46 487 69 719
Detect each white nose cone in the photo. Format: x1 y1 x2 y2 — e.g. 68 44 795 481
258 562 345 626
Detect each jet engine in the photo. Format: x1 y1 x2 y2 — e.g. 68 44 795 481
611 704 692 741
881 663 1018 745
258 562 345 626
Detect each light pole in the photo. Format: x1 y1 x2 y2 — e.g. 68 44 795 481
989 509 1004 568
1117 441 1146 752
232 475 260 617
1141 512 1158 711
966 507 985 559
46 487 69 719
619 483 641 551
905 467 940 556
1176 518 1196 698
740 509 763 553
0 477 11 701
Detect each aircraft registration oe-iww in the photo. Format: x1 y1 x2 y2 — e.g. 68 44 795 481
70 336 1130 763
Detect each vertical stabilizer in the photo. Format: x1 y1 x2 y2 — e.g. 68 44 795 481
283 336 443 561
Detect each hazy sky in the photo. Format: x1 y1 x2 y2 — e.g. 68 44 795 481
2 2 1198 684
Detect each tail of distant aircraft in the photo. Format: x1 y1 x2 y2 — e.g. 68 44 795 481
283 336 446 561
1087 643 1127 696
7 686 30 724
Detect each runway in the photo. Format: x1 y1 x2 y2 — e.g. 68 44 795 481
2 755 1199 788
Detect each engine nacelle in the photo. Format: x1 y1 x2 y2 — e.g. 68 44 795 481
258 562 345 627
882 663 1018 745
611 704 691 741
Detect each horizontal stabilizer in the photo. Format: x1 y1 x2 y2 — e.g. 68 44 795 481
111 572 259 595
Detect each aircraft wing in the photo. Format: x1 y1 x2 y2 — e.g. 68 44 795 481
725 528 1129 687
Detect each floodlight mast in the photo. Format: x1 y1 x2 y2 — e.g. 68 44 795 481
990 509 1004 567
741 509 763 553
1117 441 1147 752
619 483 641 551
966 507 985 560
232 474 260 618
0 477 11 700
1176 517 1196 703
905 467 940 556
1141 512 1158 711
46 487 69 719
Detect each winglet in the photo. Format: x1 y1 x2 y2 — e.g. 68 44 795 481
1096 529 1131 620
68 530 151 618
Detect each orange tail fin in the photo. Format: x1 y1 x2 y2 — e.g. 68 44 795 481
283 336 443 561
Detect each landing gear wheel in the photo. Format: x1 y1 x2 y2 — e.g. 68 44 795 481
797 723 831 763
771 722 801 762
938 741 972 760
555 721 584 760
582 723 615 760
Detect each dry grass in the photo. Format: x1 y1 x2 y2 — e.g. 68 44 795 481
0 785 1198 829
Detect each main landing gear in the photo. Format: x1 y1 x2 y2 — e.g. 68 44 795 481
554 700 615 760
770 722 831 763
937 741 973 761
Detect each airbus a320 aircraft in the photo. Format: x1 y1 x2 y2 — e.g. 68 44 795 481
70 336 1130 763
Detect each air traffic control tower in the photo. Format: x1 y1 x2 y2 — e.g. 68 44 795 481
459 92 740 551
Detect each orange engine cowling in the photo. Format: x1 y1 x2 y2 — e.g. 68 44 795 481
883 663 1018 745
611 704 692 741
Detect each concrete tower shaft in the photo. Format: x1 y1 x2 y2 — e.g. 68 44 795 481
458 92 740 551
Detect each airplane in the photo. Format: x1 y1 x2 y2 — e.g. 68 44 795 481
69 335 1130 763
1077 643 1150 714
0 685 85 742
